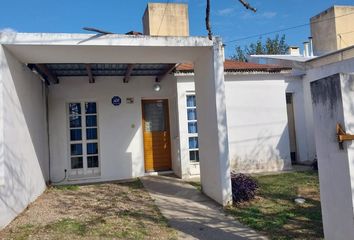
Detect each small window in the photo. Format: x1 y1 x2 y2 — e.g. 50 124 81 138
85 102 97 114
186 95 199 162
68 101 100 177
71 144 83 156
87 156 99 168
188 122 198 134
86 128 97 140
70 129 82 141
69 103 81 115
189 151 199 162
71 157 83 169
189 137 199 149
86 115 97 127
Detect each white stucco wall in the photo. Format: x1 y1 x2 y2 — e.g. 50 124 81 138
310 73 354 240
176 73 292 176
285 77 312 163
0 45 49 229
176 76 200 178
225 74 291 172
48 75 178 184
193 40 232 205
302 57 354 164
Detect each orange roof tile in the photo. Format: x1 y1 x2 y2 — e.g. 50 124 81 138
176 59 291 73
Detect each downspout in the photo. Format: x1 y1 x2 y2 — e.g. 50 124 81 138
45 82 67 184
45 82 52 185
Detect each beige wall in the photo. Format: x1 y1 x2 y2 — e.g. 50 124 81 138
311 6 354 56
335 6 354 50
143 3 189 37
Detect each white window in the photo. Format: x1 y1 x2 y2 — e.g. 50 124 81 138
186 95 199 162
68 102 100 178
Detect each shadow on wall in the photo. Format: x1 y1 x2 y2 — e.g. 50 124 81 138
341 75 354 203
0 47 48 227
230 125 292 173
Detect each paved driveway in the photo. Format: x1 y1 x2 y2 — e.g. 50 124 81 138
142 175 267 240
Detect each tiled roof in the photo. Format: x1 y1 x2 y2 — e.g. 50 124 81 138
176 59 291 73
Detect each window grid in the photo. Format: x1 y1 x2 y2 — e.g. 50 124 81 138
68 102 99 174
186 94 199 162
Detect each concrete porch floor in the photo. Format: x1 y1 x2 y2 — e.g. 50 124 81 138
141 175 267 240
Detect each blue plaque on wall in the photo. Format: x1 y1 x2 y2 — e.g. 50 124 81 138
112 96 122 106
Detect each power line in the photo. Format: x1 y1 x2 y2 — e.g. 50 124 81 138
338 30 354 36
224 11 354 44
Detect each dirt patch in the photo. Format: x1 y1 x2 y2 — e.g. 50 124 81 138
0 180 177 240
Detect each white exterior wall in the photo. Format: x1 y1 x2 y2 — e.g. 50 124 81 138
304 58 354 240
285 77 313 163
177 73 293 176
193 40 232 205
176 76 200 178
310 73 354 240
225 74 291 172
48 75 178 184
302 57 354 164
0 45 49 229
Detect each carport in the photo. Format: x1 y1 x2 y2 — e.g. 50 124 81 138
0 33 232 227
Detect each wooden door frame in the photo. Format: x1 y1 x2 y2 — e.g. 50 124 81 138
141 99 172 172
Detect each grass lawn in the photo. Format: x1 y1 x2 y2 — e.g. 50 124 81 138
226 171 323 240
0 179 177 240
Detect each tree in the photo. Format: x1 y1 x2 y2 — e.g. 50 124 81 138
206 0 256 40
232 34 289 62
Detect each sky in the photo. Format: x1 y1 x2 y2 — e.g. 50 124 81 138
1 0 353 57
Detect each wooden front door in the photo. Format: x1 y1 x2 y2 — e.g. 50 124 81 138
142 99 172 172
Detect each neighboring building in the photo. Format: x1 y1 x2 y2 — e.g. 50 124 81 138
248 6 354 239
250 43 354 240
311 5 354 56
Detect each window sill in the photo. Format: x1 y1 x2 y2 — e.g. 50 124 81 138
67 173 101 182
190 162 200 165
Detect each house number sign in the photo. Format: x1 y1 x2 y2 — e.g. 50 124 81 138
112 96 122 106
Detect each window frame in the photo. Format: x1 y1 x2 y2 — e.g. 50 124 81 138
186 93 199 163
67 100 100 179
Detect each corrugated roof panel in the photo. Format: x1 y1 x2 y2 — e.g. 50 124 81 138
42 63 176 77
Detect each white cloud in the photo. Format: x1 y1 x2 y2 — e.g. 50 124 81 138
0 27 16 33
217 8 235 16
240 11 277 20
261 11 277 19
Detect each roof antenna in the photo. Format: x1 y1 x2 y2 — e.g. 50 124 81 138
82 27 113 35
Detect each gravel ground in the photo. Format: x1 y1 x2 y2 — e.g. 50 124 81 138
0 180 177 240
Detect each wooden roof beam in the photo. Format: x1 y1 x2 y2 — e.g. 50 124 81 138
123 64 135 83
85 64 95 83
35 64 59 84
155 64 178 82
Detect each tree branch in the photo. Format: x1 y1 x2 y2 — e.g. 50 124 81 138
238 0 257 12
206 0 212 40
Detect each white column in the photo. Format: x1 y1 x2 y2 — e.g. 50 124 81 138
193 38 232 206
311 73 354 239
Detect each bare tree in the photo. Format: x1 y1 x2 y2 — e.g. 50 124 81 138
206 0 257 40
238 0 257 13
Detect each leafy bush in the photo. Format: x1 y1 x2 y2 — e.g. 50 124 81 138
231 173 259 203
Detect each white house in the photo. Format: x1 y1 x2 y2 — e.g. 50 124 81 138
0 2 330 231
0 30 302 229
